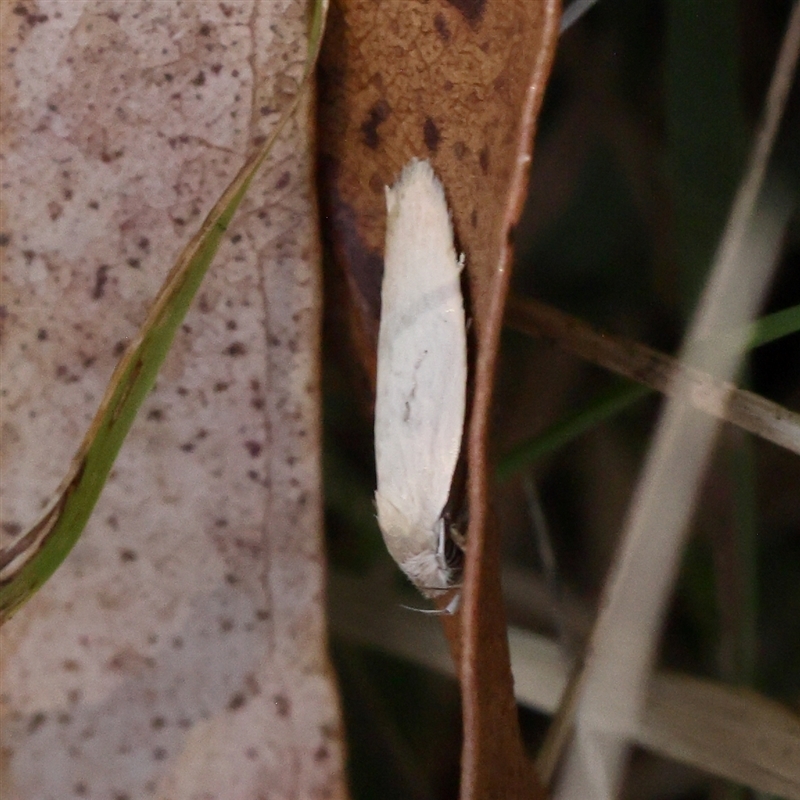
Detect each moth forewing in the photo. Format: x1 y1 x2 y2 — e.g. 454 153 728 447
374 159 467 598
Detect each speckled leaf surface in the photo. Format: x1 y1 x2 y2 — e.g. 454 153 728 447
317 0 560 797
0 2 345 798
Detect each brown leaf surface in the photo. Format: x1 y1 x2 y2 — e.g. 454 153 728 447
0 2 345 798
317 0 560 796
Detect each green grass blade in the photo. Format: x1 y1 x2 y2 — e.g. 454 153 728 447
744 302 800 349
0 0 329 625
496 380 649 482
498 298 800 482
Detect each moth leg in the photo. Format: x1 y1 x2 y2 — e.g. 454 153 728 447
449 526 467 551
436 523 448 560
444 592 461 614
439 524 464 572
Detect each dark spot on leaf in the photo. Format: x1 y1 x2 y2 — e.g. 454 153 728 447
100 149 124 163
199 23 211 35
213 381 229 392
153 746 167 761
62 659 80 672
2 521 22 537
119 548 137 563
453 141 467 159
273 694 290 717
92 264 109 300
191 71 206 87
54 365 79 383
126 258 140 268
226 319 237 330
479 146 489 174
423 117 441 152
18 7 48 25
113 340 127 357
446 0 485 23
225 572 239 584
314 745 330 761
360 100 391 149
74 781 88 796
0 233 10 246
230 233 242 244
244 440 262 457
36 328 48 340
219 617 234 632
22 249 35 263
28 711 47 733
88 200 99 209
228 692 246 711
276 171 291 189
434 13 451 40
138 237 150 250
180 442 195 452
225 341 246 356
106 515 119 530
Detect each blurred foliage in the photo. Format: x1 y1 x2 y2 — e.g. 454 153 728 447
324 1 800 797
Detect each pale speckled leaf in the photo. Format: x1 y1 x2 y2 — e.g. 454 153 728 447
0 1 345 798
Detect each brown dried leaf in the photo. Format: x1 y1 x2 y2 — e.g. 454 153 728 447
0 2 345 798
317 0 560 796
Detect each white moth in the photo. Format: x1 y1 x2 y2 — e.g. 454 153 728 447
374 158 467 599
